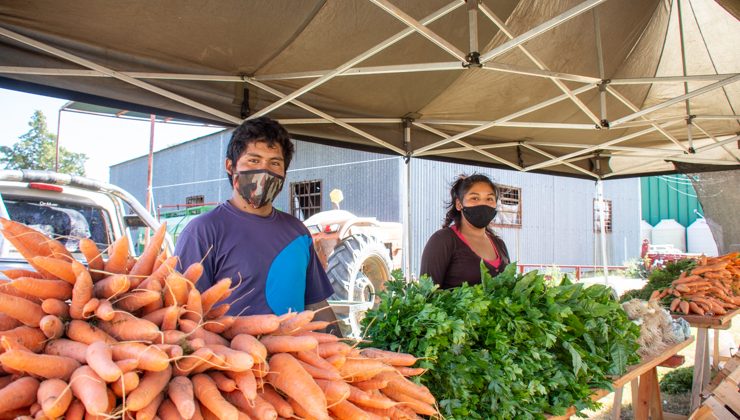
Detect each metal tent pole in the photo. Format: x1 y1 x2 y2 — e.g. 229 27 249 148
146 115 156 217
402 119 412 279
676 0 695 151
596 179 609 285
55 108 62 172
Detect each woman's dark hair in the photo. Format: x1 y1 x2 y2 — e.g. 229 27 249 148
225 116 295 179
442 173 500 228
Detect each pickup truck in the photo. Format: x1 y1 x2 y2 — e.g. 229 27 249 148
0 169 170 275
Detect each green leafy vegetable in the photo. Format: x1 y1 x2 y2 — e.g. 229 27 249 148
362 263 640 419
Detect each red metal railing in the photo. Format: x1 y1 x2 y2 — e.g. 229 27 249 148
516 264 627 281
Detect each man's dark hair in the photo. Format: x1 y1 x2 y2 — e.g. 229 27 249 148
225 116 295 179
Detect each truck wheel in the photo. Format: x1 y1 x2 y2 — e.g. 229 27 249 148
325 233 392 337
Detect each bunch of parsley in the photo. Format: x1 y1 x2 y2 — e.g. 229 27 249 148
362 263 640 419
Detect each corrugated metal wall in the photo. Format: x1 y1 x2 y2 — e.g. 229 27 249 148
110 132 640 275
641 175 703 227
272 141 401 222
407 160 640 275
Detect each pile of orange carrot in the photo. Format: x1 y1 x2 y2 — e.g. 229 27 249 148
652 252 740 316
0 218 437 419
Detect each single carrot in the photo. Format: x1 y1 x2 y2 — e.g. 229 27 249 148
0 218 54 273
299 359 343 381
110 342 170 372
41 298 69 318
82 297 101 318
203 315 235 334
0 349 80 380
360 348 418 367
63 398 86 420
69 262 93 319
163 272 189 307
346 383 400 409
260 384 295 418
375 372 435 405
192 373 239 420
43 339 89 364
325 353 347 369
317 341 352 358
294 320 332 334
299 331 342 343
70 365 108 415
396 366 426 377
139 255 178 289
155 397 180 420
260 335 319 353
92 274 131 299
0 279 41 303
114 280 163 313
354 378 389 392
182 261 204 286
129 223 167 277
339 359 395 382
178 318 230 346
330 399 375 420
200 278 232 315
315 379 352 405
85 341 122 383
274 309 315 335
173 346 215 376
30 256 77 284
126 365 173 411
9 277 73 300
226 314 281 337
0 312 21 330
224 391 278 420
110 370 139 397
37 378 72 418
104 235 130 275
266 353 329 420
183 286 204 322
97 311 161 342
0 292 45 326
94 299 115 321
0 376 40 413
205 303 230 320
133 390 164 420
79 238 105 281
208 371 237 392
39 314 64 339
380 386 437 416
296 349 340 372
160 304 181 331
226 369 257 401
231 333 268 363
66 319 117 345
208 344 255 371
168 375 196 419
1 268 44 279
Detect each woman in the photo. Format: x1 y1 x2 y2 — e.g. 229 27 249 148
420 174 510 288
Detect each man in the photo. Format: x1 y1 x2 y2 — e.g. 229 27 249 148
175 117 340 334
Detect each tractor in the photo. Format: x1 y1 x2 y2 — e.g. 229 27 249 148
303 192 403 337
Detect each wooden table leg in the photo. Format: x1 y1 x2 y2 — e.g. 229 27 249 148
712 329 720 370
635 371 651 420
690 327 708 412
612 386 623 420
648 368 664 420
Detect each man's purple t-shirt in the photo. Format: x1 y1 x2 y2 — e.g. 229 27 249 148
174 201 334 316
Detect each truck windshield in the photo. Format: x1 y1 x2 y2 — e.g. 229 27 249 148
3 196 112 253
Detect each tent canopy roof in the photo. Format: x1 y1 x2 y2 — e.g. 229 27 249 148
0 0 738 179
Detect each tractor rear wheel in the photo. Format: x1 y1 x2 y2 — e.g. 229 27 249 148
325 233 392 337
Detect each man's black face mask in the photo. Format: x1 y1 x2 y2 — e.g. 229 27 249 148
234 169 285 209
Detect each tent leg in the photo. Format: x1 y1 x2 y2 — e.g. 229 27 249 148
402 120 412 279
596 180 609 285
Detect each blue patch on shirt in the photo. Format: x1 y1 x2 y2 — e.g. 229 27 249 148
265 234 311 314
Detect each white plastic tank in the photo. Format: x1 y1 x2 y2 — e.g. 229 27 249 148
639 220 653 244
652 219 686 252
687 218 719 256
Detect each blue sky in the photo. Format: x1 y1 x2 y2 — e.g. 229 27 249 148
0 88 224 181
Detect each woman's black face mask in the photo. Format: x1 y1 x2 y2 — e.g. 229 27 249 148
233 169 285 208
462 205 497 229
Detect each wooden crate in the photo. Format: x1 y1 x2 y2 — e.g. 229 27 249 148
690 353 740 419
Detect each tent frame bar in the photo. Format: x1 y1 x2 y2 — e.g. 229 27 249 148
248 1 464 120
0 27 242 125
610 74 737 85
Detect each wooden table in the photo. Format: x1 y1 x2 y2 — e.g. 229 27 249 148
547 337 694 420
672 308 739 412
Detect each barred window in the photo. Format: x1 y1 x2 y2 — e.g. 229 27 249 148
593 199 613 233
492 185 522 228
185 195 204 205
290 180 322 221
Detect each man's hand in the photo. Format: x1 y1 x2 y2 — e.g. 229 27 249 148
305 299 343 338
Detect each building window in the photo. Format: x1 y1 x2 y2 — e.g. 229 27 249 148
493 185 522 228
185 195 204 206
290 180 322 221
593 199 613 233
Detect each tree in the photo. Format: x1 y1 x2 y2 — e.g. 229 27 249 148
0 110 88 176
